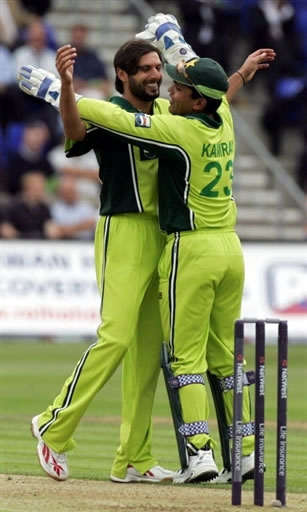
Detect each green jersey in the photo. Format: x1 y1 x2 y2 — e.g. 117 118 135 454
66 96 170 217
76 96 237 233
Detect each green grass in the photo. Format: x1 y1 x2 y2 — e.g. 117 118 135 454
1 341 306 493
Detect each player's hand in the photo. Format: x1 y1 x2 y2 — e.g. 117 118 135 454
55 45 76 85
237 49 276 84
18 65 61 108
136 13 181 42
136 12 198 65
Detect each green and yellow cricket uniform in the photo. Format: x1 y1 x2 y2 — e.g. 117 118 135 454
74 95 254 455
35 96 170 478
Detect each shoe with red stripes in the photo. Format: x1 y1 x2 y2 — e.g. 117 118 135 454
31 415 69 481
110 464 174 483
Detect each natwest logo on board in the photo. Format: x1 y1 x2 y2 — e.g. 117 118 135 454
267 263 307 314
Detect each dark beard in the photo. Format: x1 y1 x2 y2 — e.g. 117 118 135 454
128 76 161 101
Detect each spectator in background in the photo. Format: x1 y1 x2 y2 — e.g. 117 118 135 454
0 44 14 86
4 120 56 196
248 0 299 90
0 172 60 239
261 73 307 155
247 1 307 157
12 18 57 75
48 137 100 208
177 0 235 72
0 43 35 143
0 44 15 189
0 0 34 48
11 19 62 144
0 0 57 52
69 23 112 99
50 175 97 240
0 44 22 138
16 0 57 51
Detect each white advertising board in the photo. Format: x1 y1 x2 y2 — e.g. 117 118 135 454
241 243 307 341
1 241 100 336
1 241 306 340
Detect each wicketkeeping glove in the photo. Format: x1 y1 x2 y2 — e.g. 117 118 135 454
18 65 82 110
136 12 198 65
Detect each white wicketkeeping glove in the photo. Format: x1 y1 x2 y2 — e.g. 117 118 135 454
136 12 198 65
18 65 82 110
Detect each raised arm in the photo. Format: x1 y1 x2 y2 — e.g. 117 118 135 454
227 48 276 102
56 45 86 141
135 14 276 104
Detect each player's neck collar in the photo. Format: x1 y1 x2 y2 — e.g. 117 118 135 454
109 95 140 113
185 111 222 128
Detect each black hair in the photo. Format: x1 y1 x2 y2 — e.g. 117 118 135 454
113 39 163 94
190 87 222 114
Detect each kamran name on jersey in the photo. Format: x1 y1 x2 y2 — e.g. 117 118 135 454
135 113 151 128
201 140 234 158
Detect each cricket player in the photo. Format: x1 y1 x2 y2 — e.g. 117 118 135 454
24 38 174 484
18 13 275 484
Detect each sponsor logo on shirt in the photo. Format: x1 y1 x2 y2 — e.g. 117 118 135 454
135 113 151 128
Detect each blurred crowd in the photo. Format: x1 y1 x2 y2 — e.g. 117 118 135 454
0 0 112 240
1 0 306 241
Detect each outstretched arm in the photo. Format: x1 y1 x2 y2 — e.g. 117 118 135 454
135 14 276 104
226 48 276 102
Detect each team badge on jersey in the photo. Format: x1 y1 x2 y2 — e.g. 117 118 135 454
135 113 151 128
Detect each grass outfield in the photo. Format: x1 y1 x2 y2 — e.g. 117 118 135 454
1 341 306 494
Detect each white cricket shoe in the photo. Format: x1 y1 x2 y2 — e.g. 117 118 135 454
31 415 69 481
210 451 257 484
110 464 174 483
173 448 219 484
